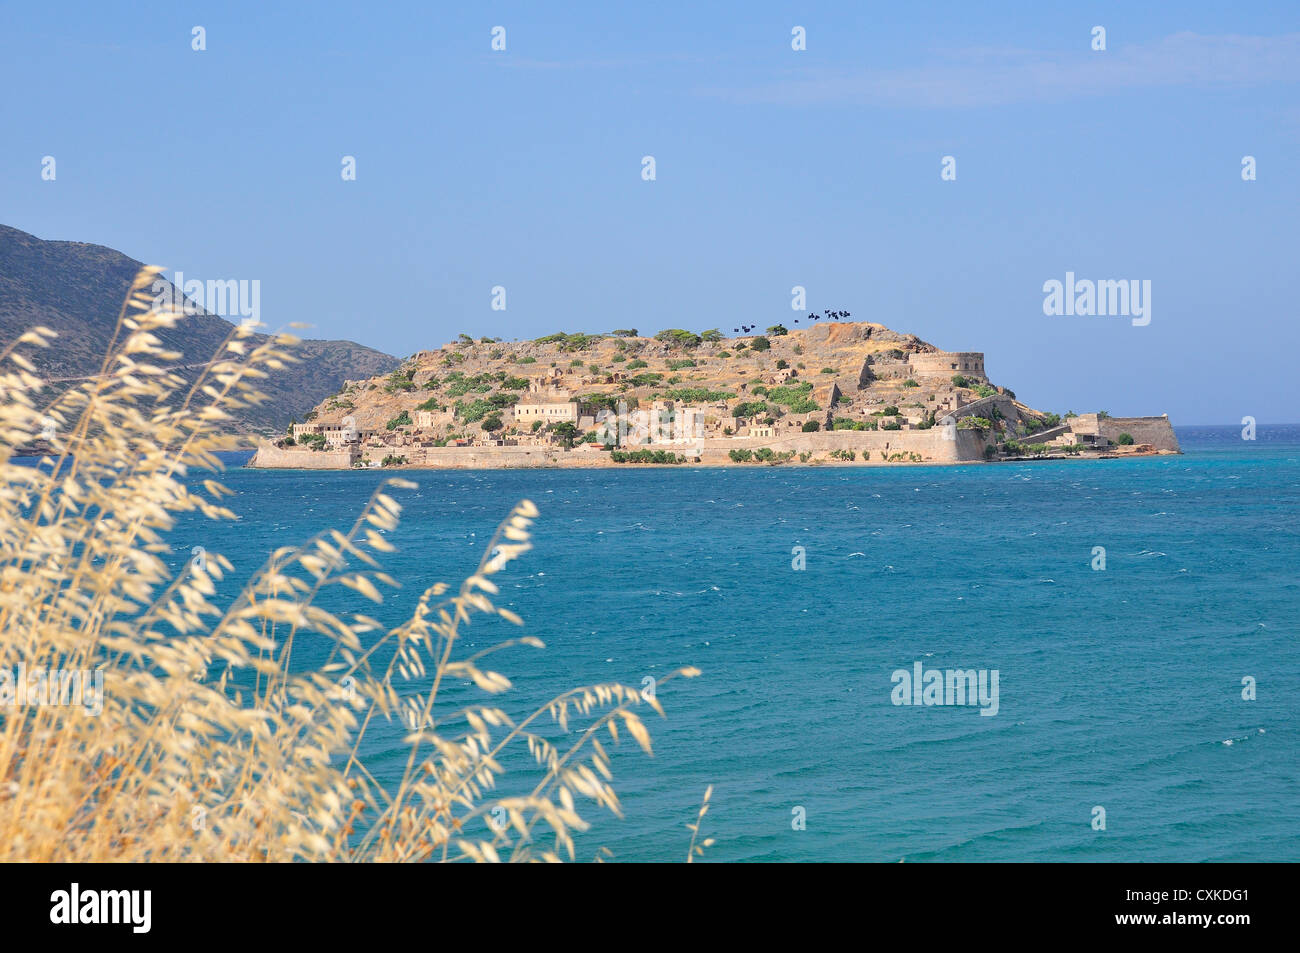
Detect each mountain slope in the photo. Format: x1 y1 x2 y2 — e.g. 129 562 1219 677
0 224 400 434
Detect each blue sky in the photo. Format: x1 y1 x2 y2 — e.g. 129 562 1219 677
2 1 1298 423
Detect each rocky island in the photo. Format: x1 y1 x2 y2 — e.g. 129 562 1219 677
249 320 1179 469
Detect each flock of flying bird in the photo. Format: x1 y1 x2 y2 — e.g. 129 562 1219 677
731 309 851 333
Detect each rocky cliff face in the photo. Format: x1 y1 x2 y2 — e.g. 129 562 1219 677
0 224 400 435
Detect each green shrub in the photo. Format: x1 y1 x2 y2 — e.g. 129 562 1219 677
662 388 732 402
534 332 601 351
385 411 412 430
732 401 770 418
801 420 821 432
384 369 417 393
767 381 815 409
454 399 494 423
1116 432 1135 445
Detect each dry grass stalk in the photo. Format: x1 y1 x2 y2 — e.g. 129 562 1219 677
0 268 700 861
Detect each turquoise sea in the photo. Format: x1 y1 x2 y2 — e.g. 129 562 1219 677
186 426 1299 861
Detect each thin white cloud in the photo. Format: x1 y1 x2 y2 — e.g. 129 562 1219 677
702 32 1300 108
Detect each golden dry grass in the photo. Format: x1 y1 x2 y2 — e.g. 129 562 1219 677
0 268 701 861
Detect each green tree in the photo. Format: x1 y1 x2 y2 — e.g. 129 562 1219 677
654 329 702 348
551 422 579 448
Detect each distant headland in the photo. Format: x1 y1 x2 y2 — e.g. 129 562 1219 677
249 320 1179 469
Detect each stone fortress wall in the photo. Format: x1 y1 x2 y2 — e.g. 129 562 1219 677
907 351 987 380
248 443 358 469
250 427 993 469
1085 414 1180 451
